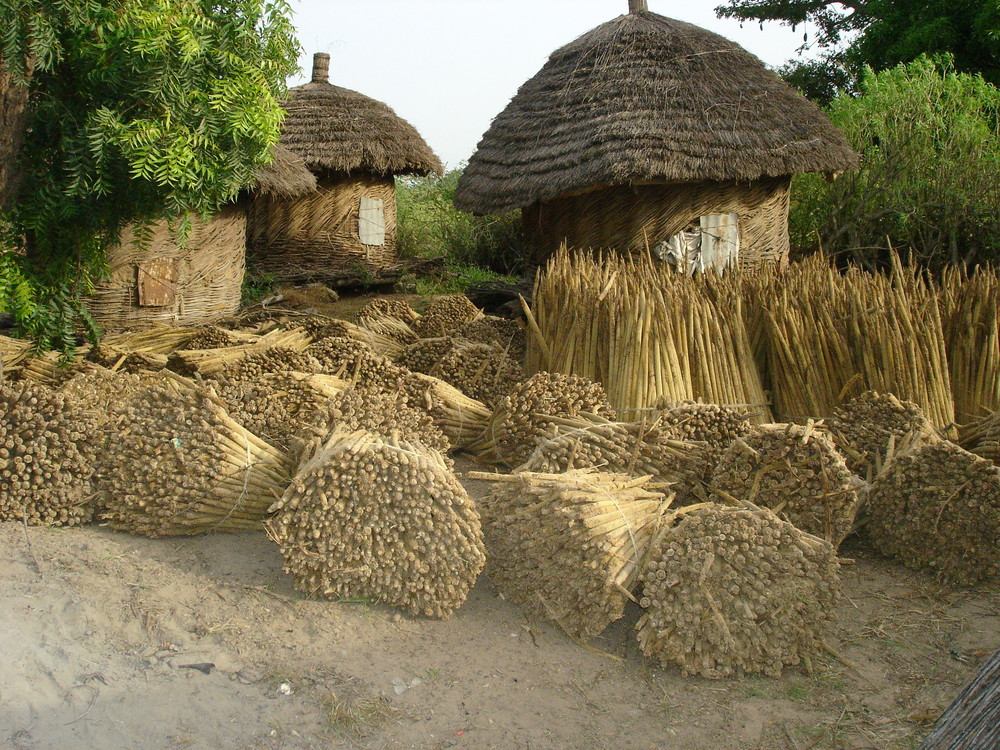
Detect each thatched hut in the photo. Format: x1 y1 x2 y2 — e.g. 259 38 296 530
454 0 858 270
87 145 316 328
247 53 443 282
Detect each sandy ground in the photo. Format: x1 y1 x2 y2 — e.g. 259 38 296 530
2 460 999 750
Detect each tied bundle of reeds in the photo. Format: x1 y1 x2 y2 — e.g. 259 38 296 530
466 372 615 465
941 266 1000 424
473 469 669 640
0 382 100 526
355 299 419 345
637 502 840 678
656 401 757 481
518 412 708 492
16 348 89 386
525 248 769 421
829 391 934 476
710 422 862 548
413 294 483 338
757 256 955 432
409 372 492 448
267 428 486 619
960 410 1000 464
429 339 524 409
101 323 204 354
97 383 291 537
221 346 319 380
59 365 151 423
169 326 311 376
399 337 454 374
91 344 168 373
458 316 527 362
213 372 351 452
0 335 33 371
866 435 1000 585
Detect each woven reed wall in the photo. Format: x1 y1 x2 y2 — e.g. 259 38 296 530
247 173 398 281
88 207 245 328
522 177 791 267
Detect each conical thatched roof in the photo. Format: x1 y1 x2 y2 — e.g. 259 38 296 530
455 9 859 214
253 144 318 199
280 53 442 178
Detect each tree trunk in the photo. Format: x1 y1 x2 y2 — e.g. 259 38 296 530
0 61 32 210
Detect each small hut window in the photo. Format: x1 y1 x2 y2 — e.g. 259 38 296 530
655 213 739 274
358 197 386 246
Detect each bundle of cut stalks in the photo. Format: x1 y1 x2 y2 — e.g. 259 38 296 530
829 391 934 476
355 300 419 344
458 316 527 361
759 256 954 432
213 372 350 452
90 343 168 373
16 348 89 386
297 383 451 463
518 412 708 491
97 383 291 537
466 372 615 465
0 382 99 526
960 410 1000 464
180 325 253 351
637 503 840 678
526 248 769 421
59 365 150 423
413 295 483 338
101 323 202 354
356 298 420 326
473 469 669 640
169 326 311 376
316 319 406 359
399 337 454 374
267 428 486 618
429 340 524 409
711 422 861 548
657 401 757 481
941 266 1000 423
221 346 319 380
410 373 492 448
866 435 1000 585
0 335 33 370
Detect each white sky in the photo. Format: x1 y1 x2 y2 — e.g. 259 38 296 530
287 0 814 169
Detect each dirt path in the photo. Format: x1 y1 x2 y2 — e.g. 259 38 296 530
3 461 998 750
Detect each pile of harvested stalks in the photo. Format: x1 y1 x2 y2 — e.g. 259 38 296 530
268 428 485 618
866 436 1000 585
429 340 523 408
97 383 291 537
221 346 319 379
399 337 454 374
0 382 99 526
59 365 150 422
409 373 492 448
657 401 756 480
15 348 88 387
474 469 669 640
467 372 614 465
711 422 861 548
169 326 311 376
355 299 419 344
413 295 483 337
526 249 769 421
829 391 934 476
458 316 527 361
518 412 707 491
637 503 840 678
960 410 1000 464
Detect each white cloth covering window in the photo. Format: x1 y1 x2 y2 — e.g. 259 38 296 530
359 197 386 246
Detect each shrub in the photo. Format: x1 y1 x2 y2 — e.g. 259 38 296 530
789 56 1000 270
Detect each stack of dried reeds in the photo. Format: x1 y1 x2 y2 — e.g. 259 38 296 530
429 339 523 409
637 502 840 678
409 373 492 448
474 469 669 640
829 391 935 476
525 248 769 421
710 422 862 548
413 295 483 338
940 266 1000 424
267 428 485 618
0 382 100 526
169 326 311 376
866 434 1000 585
97 383 291 537
960 410 1000 464
656 401 757 482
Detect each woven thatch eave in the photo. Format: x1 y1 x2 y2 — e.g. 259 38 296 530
253 144 318 199
455 10 859 215
280 54 443 178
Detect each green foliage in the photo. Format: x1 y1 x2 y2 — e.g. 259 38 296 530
716 0 1000 94
395 168 525 274
240 267 278 307
412 261 517 297
778 58 854 106
0 0 300 348
788 57 1000 269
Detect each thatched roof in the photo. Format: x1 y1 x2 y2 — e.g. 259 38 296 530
455 8 859 214
254 144 318 199
280 53 442 178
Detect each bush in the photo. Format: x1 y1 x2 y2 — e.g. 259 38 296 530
395 168 525 274
789 57 1000 270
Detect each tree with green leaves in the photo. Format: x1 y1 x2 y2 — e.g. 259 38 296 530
788 57 1000 270
716 0 1000 101
0 0 300 348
